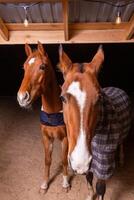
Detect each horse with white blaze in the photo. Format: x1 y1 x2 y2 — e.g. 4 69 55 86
17 42 70 193
59 44 131 200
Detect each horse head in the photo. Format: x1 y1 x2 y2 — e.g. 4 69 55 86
59 45 104 174
17 42 50 108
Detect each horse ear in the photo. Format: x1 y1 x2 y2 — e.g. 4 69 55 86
88 45 104 75
59 44 72 76
25 43 32 57
37 41 46 56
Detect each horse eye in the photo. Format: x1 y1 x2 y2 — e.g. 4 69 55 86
60 95 67 103
40 64 46 70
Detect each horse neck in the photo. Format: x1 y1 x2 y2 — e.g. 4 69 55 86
41 62 62 113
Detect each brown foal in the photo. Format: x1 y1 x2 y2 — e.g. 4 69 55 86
17 42 70 193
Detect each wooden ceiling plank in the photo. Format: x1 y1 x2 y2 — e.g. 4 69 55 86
5 22 128 31
0 18 9 41
6 23 64 31
69 22 128 30
126 14 134 40
62 0 69 41
0 0 60 2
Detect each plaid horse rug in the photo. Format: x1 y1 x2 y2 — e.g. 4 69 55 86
90 87 131 180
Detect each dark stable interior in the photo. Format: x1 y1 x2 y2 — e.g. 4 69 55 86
0 43 134 97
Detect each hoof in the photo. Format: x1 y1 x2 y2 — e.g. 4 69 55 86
39 188 48 194
62 175 70 192
39 181 48 194
85 195 94 200
62 185 71 193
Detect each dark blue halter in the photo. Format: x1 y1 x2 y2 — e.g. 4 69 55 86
40 110 65 126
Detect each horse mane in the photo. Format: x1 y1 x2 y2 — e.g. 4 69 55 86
78 63 84 73
33 48 37 52
57 62 84 73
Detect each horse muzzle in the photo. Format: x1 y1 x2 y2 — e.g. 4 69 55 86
17 91 31 108
68 154 92 175
68 157 89 175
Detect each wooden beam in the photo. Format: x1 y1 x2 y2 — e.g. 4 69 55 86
69 22 128 30
62 0 69 41
0 18 9 41
5 22 128 31
69 29 128 43
6 23 64 31
125 14 134 40
0 29 134 44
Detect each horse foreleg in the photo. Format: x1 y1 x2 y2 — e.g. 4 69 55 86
96 179 106 200
86 172 94 200
61 136 70 191
40 134 53 193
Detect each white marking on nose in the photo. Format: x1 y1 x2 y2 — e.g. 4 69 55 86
17 91 31 108
17 92 24 101
67 81 86 113
67 81 91 173
28 57 35 65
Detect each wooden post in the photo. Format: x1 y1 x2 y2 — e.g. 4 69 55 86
125 14 134 40
62 0 69 41
0 18 9 41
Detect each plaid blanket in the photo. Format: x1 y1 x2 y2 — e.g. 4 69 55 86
90 87 131 180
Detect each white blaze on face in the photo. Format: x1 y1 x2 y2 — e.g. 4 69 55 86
28 57 35 65
67 81 92 174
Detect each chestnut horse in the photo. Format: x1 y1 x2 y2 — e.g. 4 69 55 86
59 45 131 200
17 42 70 192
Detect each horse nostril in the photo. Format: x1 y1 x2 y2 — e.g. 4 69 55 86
17 91 30 103
24 91 30 101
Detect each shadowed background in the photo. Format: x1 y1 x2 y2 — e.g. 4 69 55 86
0 43 134 96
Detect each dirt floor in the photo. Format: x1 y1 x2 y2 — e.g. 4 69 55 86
0 97 134 200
